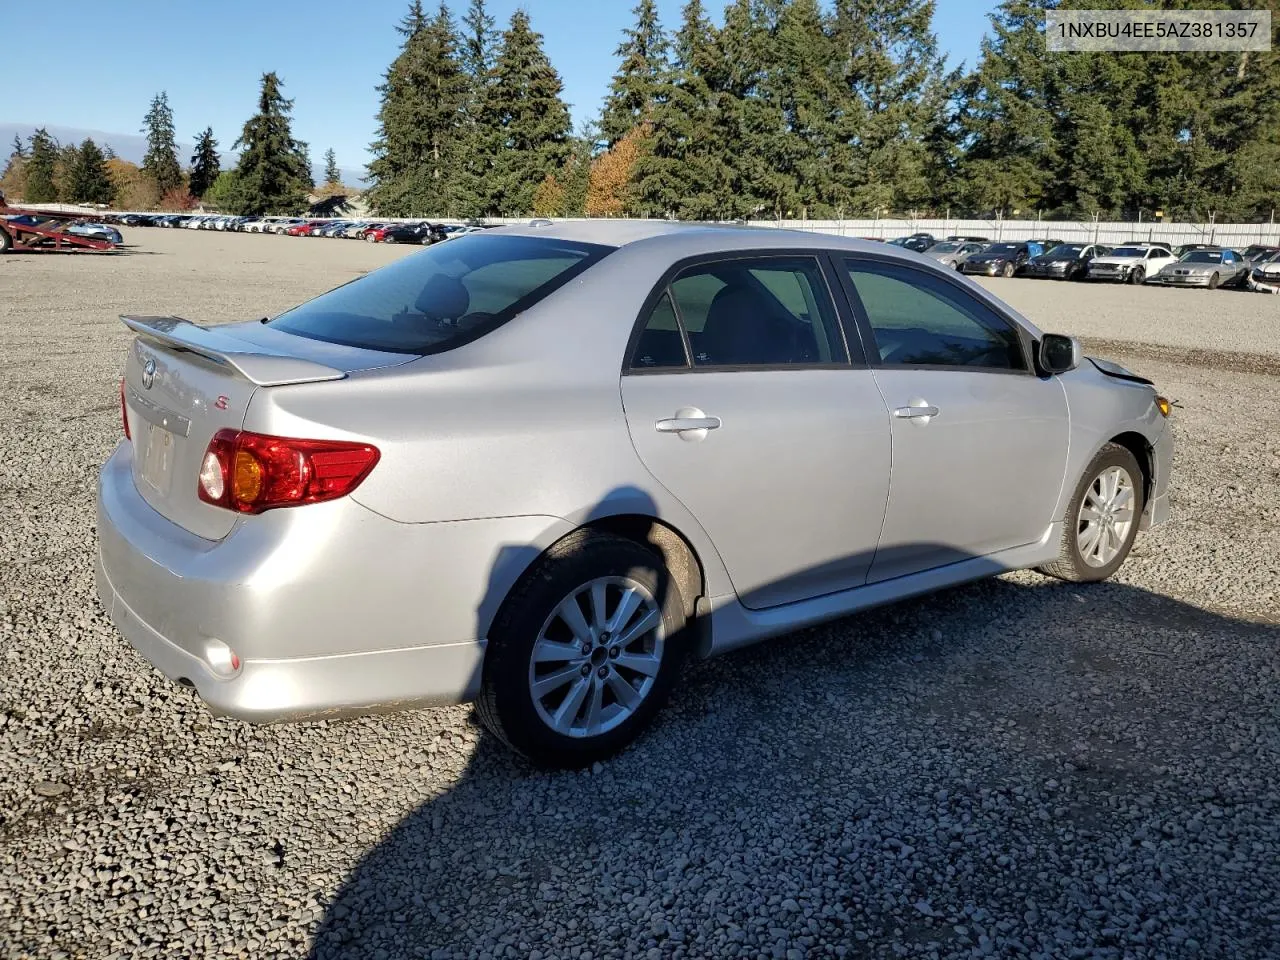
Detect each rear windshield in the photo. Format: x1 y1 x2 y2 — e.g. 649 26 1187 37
269 234 613 354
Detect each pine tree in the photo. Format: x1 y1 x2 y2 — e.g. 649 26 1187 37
634 0 724 219
368 2 468 216
142 92 184 195
25 129 59 202
460 0 498 81
232 72 312 215
323 148 341 186
67 139 113 203
10 135 26 160
560 122 598 217
954 0 1057 216
475 10 573 216
711 0 772 219
601 0 670 145
188 127 220 198
830 0 947 215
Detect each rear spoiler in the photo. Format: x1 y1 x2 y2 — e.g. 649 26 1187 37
121 315 345 387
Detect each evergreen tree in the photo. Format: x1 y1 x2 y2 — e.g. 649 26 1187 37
368 1 468 216
232 72 312 215
67 139 113 204
25 129 59 203
141 91 184 195
830 0 946 215
11 135 26 160
710 0 772 219
474 11 573 216
324 148 341 186
460 0 498 81
954 0 1057 216
634 0 724 219
188 127 221 198
600 0 670 145
559 122 598 217
103 143 117 161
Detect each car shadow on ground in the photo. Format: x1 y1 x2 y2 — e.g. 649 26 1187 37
308 517 1280 959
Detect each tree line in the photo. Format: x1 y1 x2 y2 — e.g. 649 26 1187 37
0 81 344 214
371 0 1280 222
4 0 1277 221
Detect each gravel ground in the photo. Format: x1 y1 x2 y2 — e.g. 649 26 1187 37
1 229 1278 959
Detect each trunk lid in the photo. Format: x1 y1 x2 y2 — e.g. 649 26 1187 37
120 315 413 540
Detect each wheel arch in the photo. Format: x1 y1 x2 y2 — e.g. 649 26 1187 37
1106 430 1154 506
477 512 709 663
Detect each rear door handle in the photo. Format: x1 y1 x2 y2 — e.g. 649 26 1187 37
893 406 939 419
656 416 721 433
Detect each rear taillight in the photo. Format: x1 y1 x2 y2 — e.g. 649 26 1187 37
120 378 130 440
197 429 380 513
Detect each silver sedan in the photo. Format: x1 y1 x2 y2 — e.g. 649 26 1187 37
96 223 1174 766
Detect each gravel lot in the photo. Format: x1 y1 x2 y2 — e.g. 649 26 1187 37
2 228 1278 960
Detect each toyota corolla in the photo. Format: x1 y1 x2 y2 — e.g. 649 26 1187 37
97 222 1173 766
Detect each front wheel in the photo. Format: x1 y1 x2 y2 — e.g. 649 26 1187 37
476 531 688 767
0 228 11 253
1207 272 1220 290
1039 443 1145 583
1129 266 1145 285
1002 261 1015 278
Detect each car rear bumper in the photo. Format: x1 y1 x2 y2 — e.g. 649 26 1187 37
95 442 565 722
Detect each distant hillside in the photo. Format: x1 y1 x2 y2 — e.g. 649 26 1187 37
1 122 367 186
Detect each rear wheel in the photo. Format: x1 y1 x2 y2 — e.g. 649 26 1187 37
0 228 11 253
1207 272 1220 290
476 531 688 767
1039 443 1144 583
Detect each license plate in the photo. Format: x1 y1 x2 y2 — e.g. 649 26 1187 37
141 422 175 495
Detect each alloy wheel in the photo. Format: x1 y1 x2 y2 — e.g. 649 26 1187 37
1076 465 1136 567
527 576 665 739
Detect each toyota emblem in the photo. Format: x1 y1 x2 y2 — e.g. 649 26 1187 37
141 358 156 390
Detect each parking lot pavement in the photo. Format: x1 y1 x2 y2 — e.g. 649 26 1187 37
1 229 1278 959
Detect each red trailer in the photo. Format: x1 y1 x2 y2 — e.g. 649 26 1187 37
0 193 116 252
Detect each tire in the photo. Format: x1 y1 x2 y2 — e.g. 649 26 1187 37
476 530 689 768
1002 261 1015 278
1039 443 1145 583
365 233 376 243
1129 266 1145 285
1208 272 1220 290
953 260 962 271
0 228 11 253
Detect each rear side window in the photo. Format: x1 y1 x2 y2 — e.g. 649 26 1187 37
269 234 613 354
668 257 847 367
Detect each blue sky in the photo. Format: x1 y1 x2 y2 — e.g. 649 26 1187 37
3 0 995 175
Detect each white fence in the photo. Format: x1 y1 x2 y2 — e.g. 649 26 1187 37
486 216 1280 248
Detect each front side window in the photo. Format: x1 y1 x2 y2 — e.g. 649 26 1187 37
659 257 847 368
269 234 613 354
844 260 1027 371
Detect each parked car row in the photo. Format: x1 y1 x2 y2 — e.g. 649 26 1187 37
99 213 497 244
884 233 1280 290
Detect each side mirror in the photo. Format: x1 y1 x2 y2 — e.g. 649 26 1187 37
1039 334 1081 375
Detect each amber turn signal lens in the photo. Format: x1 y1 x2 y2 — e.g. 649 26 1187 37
232 450 264 502
1156 396 1171 417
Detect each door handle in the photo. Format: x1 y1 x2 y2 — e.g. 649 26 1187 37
893 402 940 422
656 416 721 433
